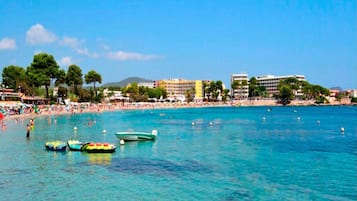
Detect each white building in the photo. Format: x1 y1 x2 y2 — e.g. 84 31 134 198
231 73 249 100
138 81 155 88
256 75 306 97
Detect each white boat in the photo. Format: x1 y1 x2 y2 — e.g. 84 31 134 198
115 130 158 141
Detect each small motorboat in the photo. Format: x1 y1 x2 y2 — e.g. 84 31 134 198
115 130 158 141
45 141 67 151
67 140 88 151
81 142 116 153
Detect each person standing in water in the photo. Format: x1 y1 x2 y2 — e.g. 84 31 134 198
30 119 35 128
26 124 31 138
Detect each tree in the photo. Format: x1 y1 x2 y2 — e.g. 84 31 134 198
279 85 293 105
248 77 258 97
84 70 102 97
57 86 68 101
222 89 230 102
216 80 223 93
185 88 195 103
231 80 239 99
2 65 26 90
55 69 66 86
27 53 61 98
248 77 267 98
209 81 217 101
147 87 167 99
301 81 329 101
203 82 210 101
66 64 83 95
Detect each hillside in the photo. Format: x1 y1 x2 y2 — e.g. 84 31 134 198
101 77 153 88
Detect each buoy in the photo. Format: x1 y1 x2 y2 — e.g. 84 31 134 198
120 139 125 145
102 129 107 134
340 127 345 133
297 117 300 121
74 126 77 130
262 116 266 121
317 120 320 124
191 122 195 126
209 122 213 126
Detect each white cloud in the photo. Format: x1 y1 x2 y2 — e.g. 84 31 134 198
76 47 99 58
59 36 98 58
58 56 73 67
107 51 161 61
0 37 16 50
26 24 57 45
59 36 82 49
34 50 44 54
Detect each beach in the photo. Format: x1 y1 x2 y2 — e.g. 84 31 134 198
0 98 354 123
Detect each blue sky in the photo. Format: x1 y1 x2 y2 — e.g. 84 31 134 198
0 0 356 89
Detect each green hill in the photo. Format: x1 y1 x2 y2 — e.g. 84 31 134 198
101 77 153 88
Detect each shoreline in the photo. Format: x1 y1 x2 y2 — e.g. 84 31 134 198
1 99 355 122
2 99 355 122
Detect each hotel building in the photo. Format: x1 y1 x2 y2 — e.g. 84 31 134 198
155 79 205 102
256 75 306 97
231 73 249 100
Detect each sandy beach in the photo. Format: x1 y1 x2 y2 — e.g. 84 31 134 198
0 98 353 123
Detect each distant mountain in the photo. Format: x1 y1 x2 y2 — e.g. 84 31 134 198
101 77 153 88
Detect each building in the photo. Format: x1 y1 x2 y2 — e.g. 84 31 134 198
256 75 306 97
155 78 204 102
138 81 155 88
231 73 249 100
0 88 21 101
103 89 129 103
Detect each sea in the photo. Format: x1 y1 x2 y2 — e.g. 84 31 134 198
0 106 356 201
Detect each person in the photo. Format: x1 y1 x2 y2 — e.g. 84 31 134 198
1 121 6 130
26 124 31 138
30 118 35 129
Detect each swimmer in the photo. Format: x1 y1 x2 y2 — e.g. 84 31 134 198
26 124 31 138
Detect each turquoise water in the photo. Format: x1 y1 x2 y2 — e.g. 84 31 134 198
0 106 356 201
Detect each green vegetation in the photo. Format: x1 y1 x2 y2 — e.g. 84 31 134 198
85 70 102 101
1 53 104 103
66 64 83 96
121 82 167 102
204 80 224 102
351 97 357 103
0 52 346 105
275 78 330 105
27 53 63 98
248 77 267 98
